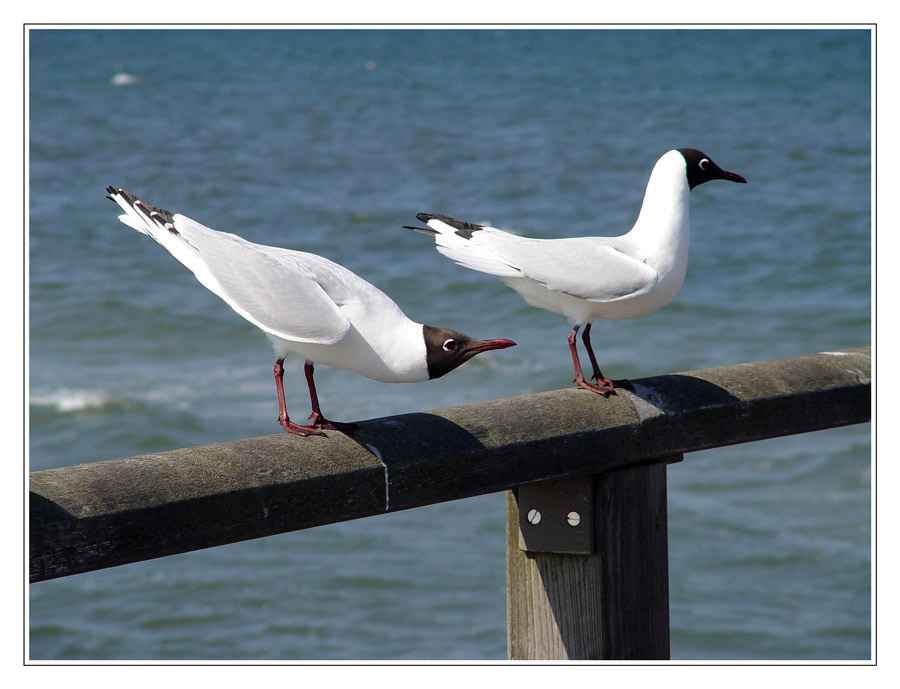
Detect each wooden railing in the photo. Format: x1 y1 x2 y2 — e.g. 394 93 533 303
29 346 871 659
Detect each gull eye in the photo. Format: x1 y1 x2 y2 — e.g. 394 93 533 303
699 158 710 170
442 339 458 352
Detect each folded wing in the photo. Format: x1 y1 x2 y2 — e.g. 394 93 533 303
175 214 353 344
499 237 659 302
418 214 658 303
109 188 352 344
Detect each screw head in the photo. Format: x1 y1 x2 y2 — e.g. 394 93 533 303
566 511 581 527
527 508 542 525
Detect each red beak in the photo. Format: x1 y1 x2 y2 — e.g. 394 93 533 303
471 338 517 353
720 169 748 184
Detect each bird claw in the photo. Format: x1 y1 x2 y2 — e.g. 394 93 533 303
574 378 617 397
593 375 634 392
277 412 356 437
279 418 328 436
573 373 635 397
307 411 358 433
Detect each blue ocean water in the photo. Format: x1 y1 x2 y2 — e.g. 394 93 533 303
28 28 871 661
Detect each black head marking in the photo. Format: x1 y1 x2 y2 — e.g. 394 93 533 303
416 213 485 240
675 148 747 190
422 325 515 379
423 326 482 379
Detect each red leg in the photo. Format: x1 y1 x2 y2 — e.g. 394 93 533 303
274 358 325 436
273 358 354 436
581 323 634 392
581 322 608 384
567 326 615 396
302 361 355 431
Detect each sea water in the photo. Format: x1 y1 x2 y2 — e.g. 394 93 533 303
28 28 871 660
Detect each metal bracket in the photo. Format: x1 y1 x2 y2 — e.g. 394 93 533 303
517 476 594 555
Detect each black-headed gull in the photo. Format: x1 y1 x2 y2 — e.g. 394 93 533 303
107 187 516 436
407 148 746 395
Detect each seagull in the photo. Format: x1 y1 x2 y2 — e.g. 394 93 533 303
106 187 516 436
406 148 746 395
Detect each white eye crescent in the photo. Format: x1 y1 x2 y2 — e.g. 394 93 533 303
699 158 710 170
442 339 458 352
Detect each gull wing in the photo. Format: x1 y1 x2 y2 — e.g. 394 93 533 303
108 187 354 344
170 214 353 344
494 236 659 302
415 214 657 302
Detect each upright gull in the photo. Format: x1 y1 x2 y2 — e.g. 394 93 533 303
407 148 746 395
107 188 515 436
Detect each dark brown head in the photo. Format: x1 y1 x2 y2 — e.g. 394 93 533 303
423 325 516 380
676 148 748 190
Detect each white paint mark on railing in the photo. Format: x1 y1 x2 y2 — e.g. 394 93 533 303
366 442 390 512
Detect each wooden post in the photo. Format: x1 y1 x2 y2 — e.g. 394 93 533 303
506 459 676 660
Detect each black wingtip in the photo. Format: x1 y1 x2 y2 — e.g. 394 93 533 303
416 212 483 232
415 212 485 239
403 224 436 234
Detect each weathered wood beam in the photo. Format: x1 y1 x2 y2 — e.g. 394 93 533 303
30 346 870 583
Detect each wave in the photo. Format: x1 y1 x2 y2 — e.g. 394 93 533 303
29 388 120 414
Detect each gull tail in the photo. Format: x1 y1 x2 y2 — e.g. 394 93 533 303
106 186 200 274
408 212 522 278
403 223 437 237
